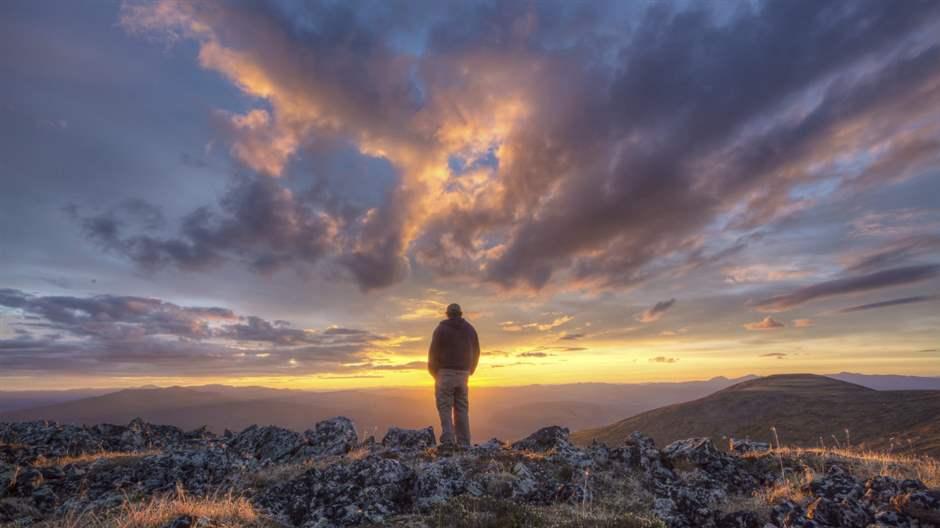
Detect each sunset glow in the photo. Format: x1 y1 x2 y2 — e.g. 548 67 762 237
2 1 939 390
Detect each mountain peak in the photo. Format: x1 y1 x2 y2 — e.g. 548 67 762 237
718 373 873 394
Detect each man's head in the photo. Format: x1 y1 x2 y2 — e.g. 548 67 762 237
445 303 462 318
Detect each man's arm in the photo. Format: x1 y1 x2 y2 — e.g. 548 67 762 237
470 325 480 375
428 326 441 377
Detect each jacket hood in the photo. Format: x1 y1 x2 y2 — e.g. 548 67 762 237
440 317 466 328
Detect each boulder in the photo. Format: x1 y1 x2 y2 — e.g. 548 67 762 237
511 426 571 452
382 426 435 450
303 416 358 456
729 439 771 455
892 489 940 524
805 465 863 501
663 437 758 493
227 425 303 462
717 510 761 528
805 496 870 527
260 455 416 526
415 457 467 511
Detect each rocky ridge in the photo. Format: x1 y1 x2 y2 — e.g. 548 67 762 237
1 418 937 527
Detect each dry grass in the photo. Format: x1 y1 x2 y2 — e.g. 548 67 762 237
244 458 319 488
730 443 940 524
36 485 282 528
35 449 162 468
754 446 940 488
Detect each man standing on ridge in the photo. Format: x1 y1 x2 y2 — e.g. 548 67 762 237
428 303 480 448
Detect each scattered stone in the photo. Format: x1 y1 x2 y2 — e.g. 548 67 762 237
805 496 870 527
227 425 303 462
511 426 571 452
302 416 358 457
729 438 771 455
2 418 936 528
260 455 416 526
382 426 435 450
415 457 466 511
718 510 761 528
163 515 193 528
805 465 863 501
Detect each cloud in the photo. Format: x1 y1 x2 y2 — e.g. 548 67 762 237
744 316 785 330
517 351 552 358
108 0 940 292
792 319 814 328
844 236 940 274
755 265 940 312
636 299 676 323
397 300 448 321
0 289 382 376
648 356 679 364
760 352 787 359
368 361 427 371
499 315 573 332
490 361 535 368
723 265 812 284
839 295 939 313
850 209 940 238
559 333 585 341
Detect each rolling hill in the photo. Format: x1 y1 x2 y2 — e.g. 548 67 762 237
0 377 756 441
572 374 940 457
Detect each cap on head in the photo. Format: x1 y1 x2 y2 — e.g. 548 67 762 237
445 303 462 318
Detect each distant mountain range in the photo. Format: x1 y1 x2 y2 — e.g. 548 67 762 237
572 374 940 457
0 376 757 441
2 372 939 447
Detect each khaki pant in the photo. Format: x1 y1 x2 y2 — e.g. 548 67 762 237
435 368 471 447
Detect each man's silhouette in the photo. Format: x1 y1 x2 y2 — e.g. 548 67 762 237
428 303 480 447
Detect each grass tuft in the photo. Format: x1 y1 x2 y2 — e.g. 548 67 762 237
35 485 281 528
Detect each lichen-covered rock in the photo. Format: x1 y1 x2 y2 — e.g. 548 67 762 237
0 422 101 459
0 461 17 496
805 496 870 527
227 425 303 462
892 489 940 525
260 455 416 526
382 426 435 450
473 437 507 451
511 426 593 468
2 418 936 528
0 419 213 464
729 438 770 455
663 437 758 493
805 465 863 501
415 457 466 511
771 499 806 527
717 510 761 528
511 426 571 453
302 416 358 457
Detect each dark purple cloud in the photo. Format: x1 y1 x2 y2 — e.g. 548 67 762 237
90 0 940 293
756 265 940 312
839 295 939 313
0 289 382 376
637 298 677 323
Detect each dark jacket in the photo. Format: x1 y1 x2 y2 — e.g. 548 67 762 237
428 317 480 376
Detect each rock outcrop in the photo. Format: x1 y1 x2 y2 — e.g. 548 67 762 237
1 418 937 527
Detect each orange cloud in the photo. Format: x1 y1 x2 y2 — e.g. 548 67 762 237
744 316 785 330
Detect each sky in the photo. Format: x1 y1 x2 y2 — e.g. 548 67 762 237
1 0 939 391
